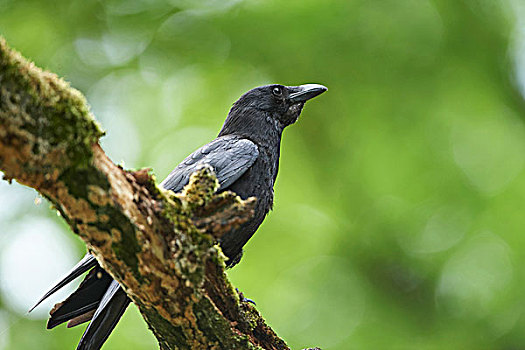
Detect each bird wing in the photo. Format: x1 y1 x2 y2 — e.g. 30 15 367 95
160 135 259 192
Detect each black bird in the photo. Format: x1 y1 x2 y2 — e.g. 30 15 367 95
29 83 327 350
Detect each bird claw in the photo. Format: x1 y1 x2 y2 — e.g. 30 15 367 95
242 297 256 305
235 288 256 305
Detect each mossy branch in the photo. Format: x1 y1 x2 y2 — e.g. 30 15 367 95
0 37 300 349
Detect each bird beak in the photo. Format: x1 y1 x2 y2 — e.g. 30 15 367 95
288 84 328 103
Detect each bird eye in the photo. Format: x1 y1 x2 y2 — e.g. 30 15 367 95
272 87 282 97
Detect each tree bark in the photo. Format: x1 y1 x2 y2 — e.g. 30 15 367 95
0 37 311 350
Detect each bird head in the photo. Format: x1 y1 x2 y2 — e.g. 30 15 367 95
219 84 327 139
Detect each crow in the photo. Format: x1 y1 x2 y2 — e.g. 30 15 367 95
29 83 327 350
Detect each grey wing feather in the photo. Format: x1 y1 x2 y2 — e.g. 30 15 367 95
160 136 259 193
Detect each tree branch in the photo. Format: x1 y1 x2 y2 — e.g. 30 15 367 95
0 37 301 349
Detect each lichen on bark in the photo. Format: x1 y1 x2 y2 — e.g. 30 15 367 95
0 37 305 349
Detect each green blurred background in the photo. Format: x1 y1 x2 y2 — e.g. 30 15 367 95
1 0 525 349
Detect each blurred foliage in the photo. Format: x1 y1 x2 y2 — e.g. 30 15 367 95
1 0 525 349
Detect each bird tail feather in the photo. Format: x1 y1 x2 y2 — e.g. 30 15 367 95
47 264 113 329
29 253 98 313
76 280 130 350
31 253 131 350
